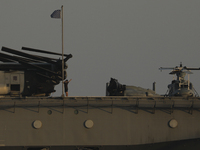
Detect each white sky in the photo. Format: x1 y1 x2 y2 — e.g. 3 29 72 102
1 0 200 96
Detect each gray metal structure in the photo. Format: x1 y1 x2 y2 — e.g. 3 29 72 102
0 96 200 150
0 47 200 149
0 46 72 97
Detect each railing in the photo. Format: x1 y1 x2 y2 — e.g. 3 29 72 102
0 96 199 115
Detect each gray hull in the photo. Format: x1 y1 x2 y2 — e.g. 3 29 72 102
0 96 200 149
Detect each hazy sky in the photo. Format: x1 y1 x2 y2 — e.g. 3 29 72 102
1 0 200 96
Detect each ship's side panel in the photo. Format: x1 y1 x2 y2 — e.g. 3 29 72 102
0 97 199 148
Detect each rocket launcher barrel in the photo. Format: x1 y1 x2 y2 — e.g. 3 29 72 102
22 47 71 57
22 47 73 62
2 47 57 65
0 52 60 76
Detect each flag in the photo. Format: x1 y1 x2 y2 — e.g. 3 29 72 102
51 10 61 18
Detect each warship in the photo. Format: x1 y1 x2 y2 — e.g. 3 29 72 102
0 47 200 150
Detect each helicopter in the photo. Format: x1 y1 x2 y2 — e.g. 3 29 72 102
0 46 72 96
159 63 200 97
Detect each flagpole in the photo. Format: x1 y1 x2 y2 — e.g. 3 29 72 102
61 5 65 97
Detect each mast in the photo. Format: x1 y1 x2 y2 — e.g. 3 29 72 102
61 5 64 97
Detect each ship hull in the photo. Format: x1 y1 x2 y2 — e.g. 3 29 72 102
0 96 199 149
2 138 200 150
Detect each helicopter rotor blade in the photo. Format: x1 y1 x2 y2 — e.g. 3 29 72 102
184 67 200 70
159 67 175 70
